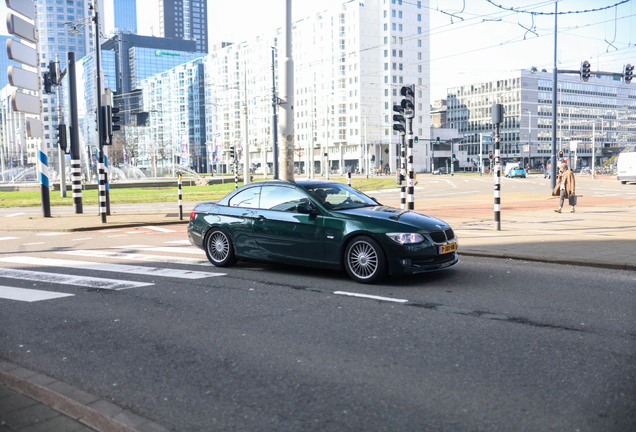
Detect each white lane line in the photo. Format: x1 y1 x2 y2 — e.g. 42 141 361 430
334 291 408 303
112 245 205 255
125 231 151 234
22 242 45 246
4 213 25 218
143 226 176 233
0 268 152 290
107 235 128 238
0 285 74 302
0 256 222 279
443 179 457 188
165 240 191 244
57 250 212 266
71 238 92 241
36 233 70 236
0 237 19 241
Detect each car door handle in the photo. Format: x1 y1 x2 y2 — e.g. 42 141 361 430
257 215 267 220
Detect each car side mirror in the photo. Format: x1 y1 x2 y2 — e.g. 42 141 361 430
296 202 314 214
371 197 379 204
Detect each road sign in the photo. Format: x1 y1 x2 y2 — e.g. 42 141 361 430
6 39 37 67
26 118 42 138
8 65 38 91
6 14 38 44
6 0 35 19
11 91 40 114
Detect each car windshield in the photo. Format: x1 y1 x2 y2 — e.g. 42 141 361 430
301 183 378 210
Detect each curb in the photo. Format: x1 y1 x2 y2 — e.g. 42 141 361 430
458 250 636 271
0 360 169 432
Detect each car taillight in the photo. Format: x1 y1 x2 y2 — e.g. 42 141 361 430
190 209 197 221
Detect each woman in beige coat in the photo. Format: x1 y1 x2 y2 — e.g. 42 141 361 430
552 163 576 213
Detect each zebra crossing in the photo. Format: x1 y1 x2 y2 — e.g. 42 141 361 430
0 242 219 303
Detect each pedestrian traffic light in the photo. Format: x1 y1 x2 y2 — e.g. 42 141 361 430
414 136 418 143
452 154 456 162
624 63 634 85
111 107 121 133
489 152 493 159
436 137 440 144
580 60 591 83
229 146 235 159
56 124 67 152
559 150 564 158
392 104 405 135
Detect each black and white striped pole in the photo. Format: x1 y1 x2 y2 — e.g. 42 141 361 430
67 52 83 213
178 172 183 220
347 170 351 188
392 103 406 210
401 85 416 210
492 104 504 231
400 135 406 209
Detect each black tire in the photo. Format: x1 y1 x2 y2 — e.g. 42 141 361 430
204 228 238 267
621 181 627 185
343 236 387 284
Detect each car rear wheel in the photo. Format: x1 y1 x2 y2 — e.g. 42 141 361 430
344 236 387 284
205 228 237 267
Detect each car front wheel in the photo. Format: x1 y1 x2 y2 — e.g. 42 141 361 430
344 236 387 284
205 228 238 267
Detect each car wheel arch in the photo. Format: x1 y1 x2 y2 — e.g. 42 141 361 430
339 231 388 268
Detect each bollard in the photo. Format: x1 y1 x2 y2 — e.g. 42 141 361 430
178 173 183 220
347 171 351 188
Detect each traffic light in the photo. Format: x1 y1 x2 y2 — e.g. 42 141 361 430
48 60 58 86
624 64 633 85
414 136 418 143
111 107 121 133
452 154 456 162
371 155 375 162
43 71 53 94
559 150 564 158
392 104 405 135
56 124 67 152
436 137 440 144
580 60 591 83
400 85 415 115
229 146 235 159
489 152 493 159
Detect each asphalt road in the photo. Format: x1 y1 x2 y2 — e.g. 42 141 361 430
0 227 634 431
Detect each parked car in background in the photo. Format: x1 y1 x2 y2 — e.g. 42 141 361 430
187 180 458 284
544 162 552 179
432 167 448 175
617 152 636 184
507 167 527 178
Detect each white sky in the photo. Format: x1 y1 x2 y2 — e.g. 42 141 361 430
3 0 635 101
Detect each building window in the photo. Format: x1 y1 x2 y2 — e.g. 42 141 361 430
417 14 421 21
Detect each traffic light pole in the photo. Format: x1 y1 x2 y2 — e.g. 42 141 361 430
54 54 66 198
67 52 83 214
493 104 504 231
92 8 106 223
400 134 405 210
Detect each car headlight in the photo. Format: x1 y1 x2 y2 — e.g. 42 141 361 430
386 232 425 245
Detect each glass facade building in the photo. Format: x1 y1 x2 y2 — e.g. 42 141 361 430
446 70 636 169
159 0 208 53
130 48 205 90
113 0 137 33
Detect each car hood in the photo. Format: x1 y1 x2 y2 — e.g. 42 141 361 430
338 205 450 231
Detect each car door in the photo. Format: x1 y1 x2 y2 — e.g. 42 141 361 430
222 186 260 257
252 185 325 262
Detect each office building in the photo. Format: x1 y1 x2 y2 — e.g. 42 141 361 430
446 70 636 170
200 0 431 175
113 0 137 33
159 0 208 53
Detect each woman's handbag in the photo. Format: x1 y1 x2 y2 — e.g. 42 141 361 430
568 194 577 206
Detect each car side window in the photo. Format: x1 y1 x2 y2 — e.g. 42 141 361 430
260 186 309 212
228 187 261 208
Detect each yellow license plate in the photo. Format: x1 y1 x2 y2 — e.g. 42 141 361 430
439 243 457 254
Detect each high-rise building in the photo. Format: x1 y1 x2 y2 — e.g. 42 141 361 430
113 0 137 33
446 70 636 170
142 0 431 174
158 0 208 53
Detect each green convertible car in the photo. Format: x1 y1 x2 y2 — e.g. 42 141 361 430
187 180 458 284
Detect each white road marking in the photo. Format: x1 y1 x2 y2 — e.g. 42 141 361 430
57 250 211 266
443 179 457 188
22 242 45 246
334 291 408 303
71 238 92 241
107 235 128 238
36 232 70 236
4 213 25 218
0 285 74 302
0 268 152 290
112 245 205 255
143 226 176 233
165 240 191 244
0 237 19 241
0 256 222 279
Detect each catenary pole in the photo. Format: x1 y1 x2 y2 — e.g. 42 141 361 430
67 52 83 214
279 0 294 181
493 104 504 231
271 48 278 179
550 0 558 189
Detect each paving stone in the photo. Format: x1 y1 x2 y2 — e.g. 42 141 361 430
0 393 38 415
86 399 123 417
24 374 58 387
21 415 89 432
1 404 59 430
